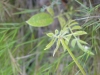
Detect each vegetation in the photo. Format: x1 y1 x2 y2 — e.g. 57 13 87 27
0 0 100 75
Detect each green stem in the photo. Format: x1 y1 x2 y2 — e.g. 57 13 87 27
61 39 86 75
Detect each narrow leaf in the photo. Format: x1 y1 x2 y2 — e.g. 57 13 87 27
53 40 60 56
79 39 88 45
74 31 87 36
46 33 54 37
77 42 94 55
44 39 56 50
72 25 82 30
69 20 78 26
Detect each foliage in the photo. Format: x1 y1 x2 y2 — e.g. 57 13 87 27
0 0 100 75
26 12 53 27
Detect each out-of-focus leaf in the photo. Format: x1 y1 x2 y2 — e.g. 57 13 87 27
58 16 67 28
53 40 60 56
69 20 78 26
79 39 88 45
13 9 38 15
71 39 77 47
47 7 54 16
26 12 53 27
77 42 94 55
46 33 54 37
74 31 87 36
55 29 59 35
72 25 82 30
61 28 69 36
44 39 56 50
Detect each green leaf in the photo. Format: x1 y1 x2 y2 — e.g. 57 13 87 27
77 42 94 55
26 12 53 27
69 20 78 26
44 39 56 50
58 16 67 28
13 9 38 15
46 33 54 37
53 40 60 56
61 28 69 36
65 34 72 38
72 25 82 30
74 31 87 36
55 29 59 35
47 7 54 16
79 39 88 45
71 39 77 47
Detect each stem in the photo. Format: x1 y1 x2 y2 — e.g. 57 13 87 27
61 39 86 75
